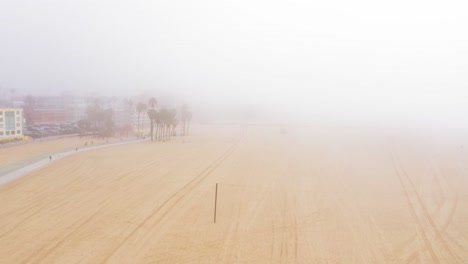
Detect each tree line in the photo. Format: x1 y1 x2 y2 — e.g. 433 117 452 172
78 99 114 138
136 97 192 142
41 95 193 141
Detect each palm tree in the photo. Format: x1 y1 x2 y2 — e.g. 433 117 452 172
147 97 158 139
186 111 192 136
147 109 157 141
159 108 169 141
125 99 134 137
24 95 36 125
180 104 192 136
84 100 115 138
148 97 157 109
180 104 187 136
155 111 162 141
127 99 134 110
103 108 114 137
168 108 178 139
78 119 91 137
87 100 101 137
136 102 147 136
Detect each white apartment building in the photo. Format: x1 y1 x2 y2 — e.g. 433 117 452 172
0 108 24 140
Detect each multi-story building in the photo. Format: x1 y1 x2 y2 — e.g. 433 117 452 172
4 95 137 136
27 96 67 125
0 108 24 140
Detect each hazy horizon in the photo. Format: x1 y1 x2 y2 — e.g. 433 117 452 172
1 0 468 122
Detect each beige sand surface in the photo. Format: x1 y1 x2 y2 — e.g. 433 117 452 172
0 136 124 167
0 124 467 263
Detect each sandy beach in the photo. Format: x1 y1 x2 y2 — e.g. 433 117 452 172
0 124 467 263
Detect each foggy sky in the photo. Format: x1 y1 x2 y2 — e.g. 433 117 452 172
1 0 468 118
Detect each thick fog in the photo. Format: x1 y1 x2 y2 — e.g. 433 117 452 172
1 0 468 123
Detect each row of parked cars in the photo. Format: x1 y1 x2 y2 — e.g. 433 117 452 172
25 122 80 138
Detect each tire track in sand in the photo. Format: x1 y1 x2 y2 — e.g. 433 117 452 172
390 151 462 263
101 141 239 263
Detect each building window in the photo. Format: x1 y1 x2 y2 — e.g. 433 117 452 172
16 111 19 114
0 111 2 115
17 130 21 134
0 118 3 122
17 123 20 127
11 131 15 135
16 117 20 122
0 132 3 136
6 131 10 135
0 124 3 129
5 111 15 130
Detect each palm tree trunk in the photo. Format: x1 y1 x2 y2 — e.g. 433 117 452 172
157 123 160 141
137 112 140 136
150 119 154 141
157 124 160 141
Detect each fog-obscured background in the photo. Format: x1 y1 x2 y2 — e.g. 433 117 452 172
1 0 468 124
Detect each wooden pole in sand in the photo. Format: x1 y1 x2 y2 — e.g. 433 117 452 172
214 183 218 223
